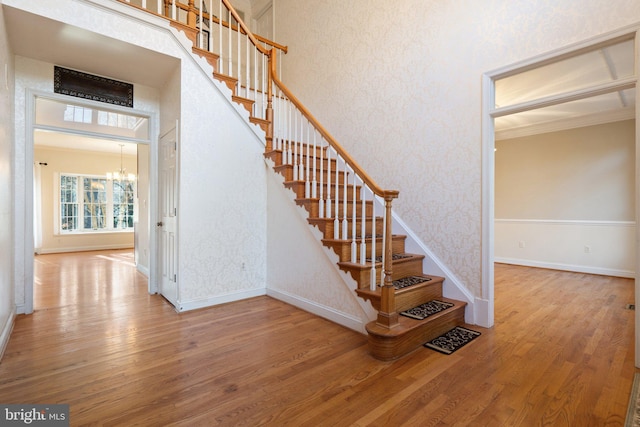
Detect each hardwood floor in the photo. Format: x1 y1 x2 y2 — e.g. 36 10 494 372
0 251 635 426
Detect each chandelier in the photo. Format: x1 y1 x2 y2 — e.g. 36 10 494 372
107 144 136 181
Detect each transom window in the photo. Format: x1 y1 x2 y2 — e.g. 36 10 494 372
59 174 136 233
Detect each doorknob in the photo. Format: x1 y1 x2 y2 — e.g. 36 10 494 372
157 221 163 227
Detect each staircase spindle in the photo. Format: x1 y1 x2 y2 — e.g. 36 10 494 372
351 171 357 263
312 129 318 199
237 16 241 83
360 184 366 265
254 48 258 116
292 109 298 180
245 33 250 100
208 0 212 52
318 135 324 217
304 120 311 197
286 102 292 165
370 200 377 290
325 145 331 218
218 0 222 71
198 0 203 49
262 54 266 121
380 203 386 287
342 166 348 241
227 9 231 75
297 113 304 182
333 152 340 240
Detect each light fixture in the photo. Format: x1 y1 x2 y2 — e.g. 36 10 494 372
107 144 136 181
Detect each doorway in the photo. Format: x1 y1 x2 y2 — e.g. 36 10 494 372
482 29 638 363
26 92 157 314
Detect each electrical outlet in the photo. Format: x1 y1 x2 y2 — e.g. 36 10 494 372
519 241 525 248
584 245 591 253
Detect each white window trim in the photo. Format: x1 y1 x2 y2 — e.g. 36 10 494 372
54 172 137 235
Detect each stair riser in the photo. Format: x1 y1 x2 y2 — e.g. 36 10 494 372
285 181 364 201
359 283 444 312
297 199 373 219
366 306 466 361
308 218 384 240
339 257 424 289
273 142 326 158
273 163 348 183
323 237 405 263
271 152 338 170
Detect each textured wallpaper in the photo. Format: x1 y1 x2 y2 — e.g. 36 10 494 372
275 0 640 297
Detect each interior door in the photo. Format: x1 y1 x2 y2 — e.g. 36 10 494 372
159 127 178 307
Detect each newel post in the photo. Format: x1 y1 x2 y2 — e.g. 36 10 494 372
376 191 400 329
265 49 276 151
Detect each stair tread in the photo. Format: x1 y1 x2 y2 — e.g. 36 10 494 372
338 253 425 269
366 299 466 335
322 234 405 243
356 274 444 294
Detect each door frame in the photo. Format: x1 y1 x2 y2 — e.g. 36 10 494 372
23 89 159 313
482 25 639 364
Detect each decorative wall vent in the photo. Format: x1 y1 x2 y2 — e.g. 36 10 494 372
54 66 133 107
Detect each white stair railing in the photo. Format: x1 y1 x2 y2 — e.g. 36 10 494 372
119 0 286 121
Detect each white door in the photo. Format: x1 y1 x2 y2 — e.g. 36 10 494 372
159 127 178 307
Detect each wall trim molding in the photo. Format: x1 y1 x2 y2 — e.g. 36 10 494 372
495 218 636 227
496 257 634 278
177 288 267 312
267 288 366 334
0 308 16 362
37 245 134 255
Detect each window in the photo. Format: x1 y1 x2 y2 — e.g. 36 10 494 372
59 174 136 233
113 180 135 229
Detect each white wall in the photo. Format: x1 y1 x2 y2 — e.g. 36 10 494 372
0 3 15 358
495 120 635 277
33 146 136 254
265 163 376 333
274 0 640 302
175 45 269 310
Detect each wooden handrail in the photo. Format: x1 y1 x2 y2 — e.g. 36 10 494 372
270 72 399 200
220 0 273 56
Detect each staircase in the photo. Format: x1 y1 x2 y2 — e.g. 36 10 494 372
263 144 467 361
122 0 469 361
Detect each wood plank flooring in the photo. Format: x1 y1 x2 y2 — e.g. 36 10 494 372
0 251 636 426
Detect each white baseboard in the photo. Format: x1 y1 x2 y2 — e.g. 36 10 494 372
0 308 16 362
495 257 634 278
267 288 367 334
136 263 150 277
178 288 267 312
473 298 493 328
37 245 134 254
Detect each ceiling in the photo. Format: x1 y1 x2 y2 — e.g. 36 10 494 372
3 4 179 155
495 38 636 140
2 3 637 148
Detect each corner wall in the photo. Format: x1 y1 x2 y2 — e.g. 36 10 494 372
0 2 15 359
495 120 636 277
